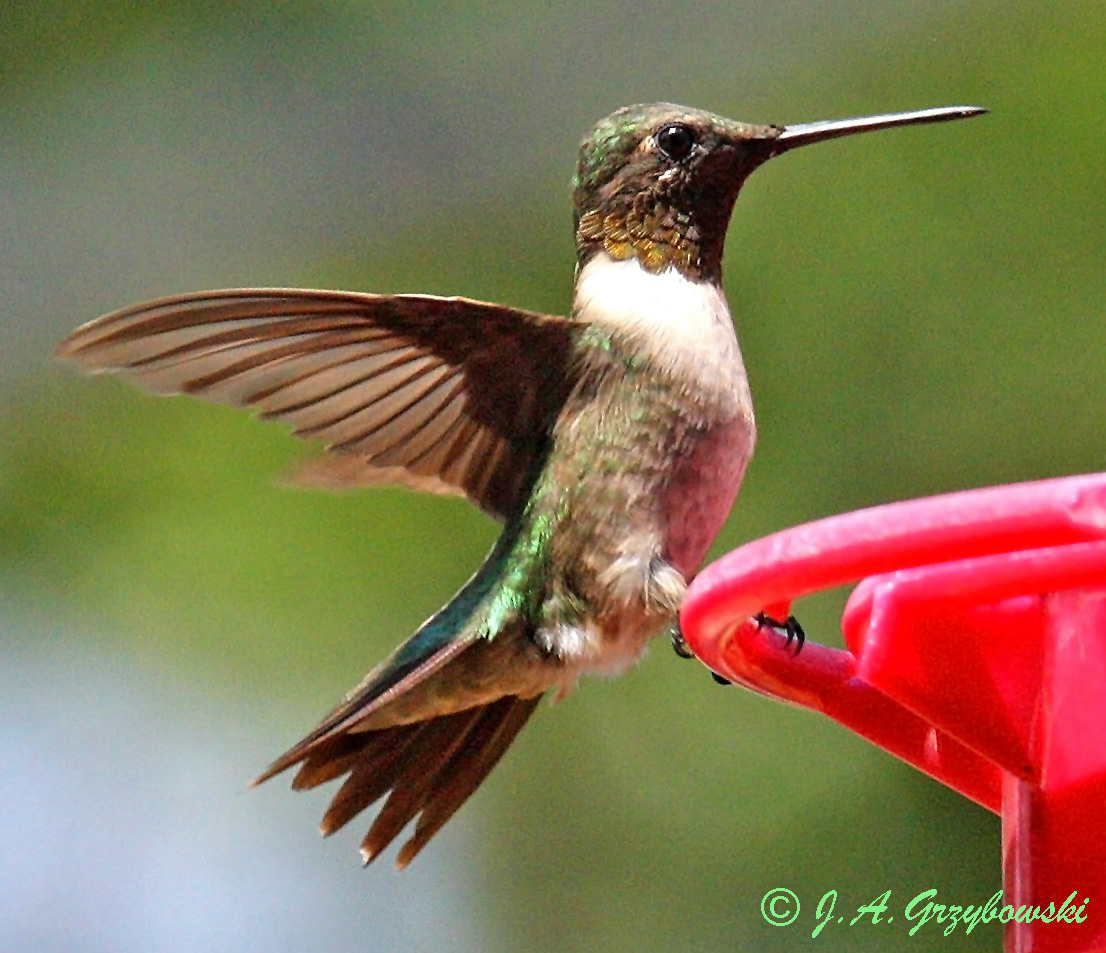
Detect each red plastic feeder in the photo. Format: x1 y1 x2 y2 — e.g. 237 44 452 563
681 473 1106 953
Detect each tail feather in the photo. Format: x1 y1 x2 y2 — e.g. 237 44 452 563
263 694 541 868
288 727 406 790
252 634 475 789
355 708 490 863
393 694 540 868
321 708 483 839
253 557 551 866
318 725 428 834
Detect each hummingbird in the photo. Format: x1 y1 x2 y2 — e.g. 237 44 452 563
56 101 984 868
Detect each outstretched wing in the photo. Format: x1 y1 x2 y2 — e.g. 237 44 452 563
56 289 580 519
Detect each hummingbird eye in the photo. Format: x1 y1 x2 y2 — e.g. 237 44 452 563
655 122 697 161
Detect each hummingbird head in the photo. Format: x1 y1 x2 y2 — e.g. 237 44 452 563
573 103 778 284
572 102 986 284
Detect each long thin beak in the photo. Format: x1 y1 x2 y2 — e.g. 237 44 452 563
771 105 987 155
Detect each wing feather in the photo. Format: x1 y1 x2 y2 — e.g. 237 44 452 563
56 289 580 518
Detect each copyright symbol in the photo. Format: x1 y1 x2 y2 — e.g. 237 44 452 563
761 887 800 926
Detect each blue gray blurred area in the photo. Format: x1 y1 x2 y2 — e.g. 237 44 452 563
0 620 483 953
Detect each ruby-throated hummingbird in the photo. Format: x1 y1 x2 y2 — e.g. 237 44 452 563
56 102 984 868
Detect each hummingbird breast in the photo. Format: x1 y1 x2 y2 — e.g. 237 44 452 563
528 253 755 678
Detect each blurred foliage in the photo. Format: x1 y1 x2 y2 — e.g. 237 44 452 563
4 0 1105 950
3 1 346 94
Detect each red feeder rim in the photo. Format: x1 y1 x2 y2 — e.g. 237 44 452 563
681 473 1106 953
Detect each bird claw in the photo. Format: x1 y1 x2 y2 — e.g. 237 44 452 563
669 622 732 684
754 611 806 654
671 615 806 683
669 623 696 659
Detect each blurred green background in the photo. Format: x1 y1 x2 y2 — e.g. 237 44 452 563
2 1 1103 950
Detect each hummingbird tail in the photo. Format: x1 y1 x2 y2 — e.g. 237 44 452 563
253 538 551 866
261 693 540 868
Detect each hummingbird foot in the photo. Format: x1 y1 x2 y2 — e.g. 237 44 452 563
754 612 806 654
668 620 732 684
669 622 696 659
683 613 807 687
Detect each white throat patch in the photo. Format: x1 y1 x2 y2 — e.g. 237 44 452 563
571 252 740 382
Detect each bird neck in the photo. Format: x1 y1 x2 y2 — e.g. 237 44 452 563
570 252 737 387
